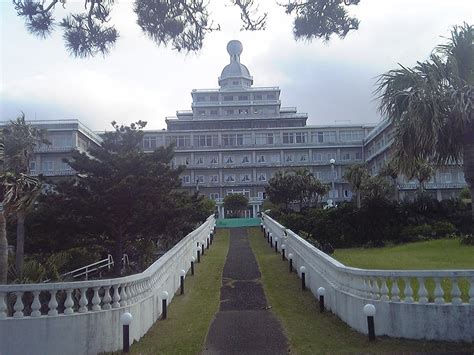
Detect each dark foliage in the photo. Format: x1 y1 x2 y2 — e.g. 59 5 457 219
13 0 361 58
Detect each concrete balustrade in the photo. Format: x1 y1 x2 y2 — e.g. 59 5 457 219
0 215 215 355
262 213 474 342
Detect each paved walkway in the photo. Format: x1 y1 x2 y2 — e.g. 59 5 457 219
203 228 289 354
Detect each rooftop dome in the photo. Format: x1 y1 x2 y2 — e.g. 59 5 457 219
219 40 253 87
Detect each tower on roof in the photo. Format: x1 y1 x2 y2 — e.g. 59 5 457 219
218 40 253 89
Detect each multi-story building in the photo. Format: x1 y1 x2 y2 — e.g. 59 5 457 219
5 40 466 215
0 119 103 178
363 119 467 201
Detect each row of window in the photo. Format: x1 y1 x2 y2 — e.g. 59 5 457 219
143 130 366 149
29 161 71 172
182 173 269 184
195 93 277 102
174 151 361 166
195 107 277 116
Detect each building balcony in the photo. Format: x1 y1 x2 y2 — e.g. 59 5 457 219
30 170 76 177
397 182 467 190
34 146 76 153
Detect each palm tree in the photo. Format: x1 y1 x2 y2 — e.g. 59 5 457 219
376 23 474 219
1 114 47 279
344 163 370 208
378 159 399 201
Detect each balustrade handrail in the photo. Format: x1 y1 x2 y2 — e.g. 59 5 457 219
0 215 214 293
263 214 474 279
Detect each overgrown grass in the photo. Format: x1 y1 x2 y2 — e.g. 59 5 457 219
128 229 230 355
248 227 473 353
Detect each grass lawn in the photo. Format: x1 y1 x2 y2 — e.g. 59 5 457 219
128 229 230 355
248 227 474 353
333 238 474 270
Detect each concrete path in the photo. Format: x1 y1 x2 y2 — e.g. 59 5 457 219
203 228 289 354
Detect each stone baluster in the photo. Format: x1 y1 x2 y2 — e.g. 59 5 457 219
92 287 102 311
112 285 121 308
102 286 112 310
13 292 25 318
48 290 59 316
366 278 373 299
469 277 474 305
451 278 462 305
78 288 89 313
31 291 42 317
391 278 400 301
120 284 128 307
64 289 75 315
0 292 7 319
372 278 380 300
403 277 414 303
362 278 369 298
434 278 445 304
417 277 429 304
380 278 389 301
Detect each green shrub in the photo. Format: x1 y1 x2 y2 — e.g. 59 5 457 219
431 221 457 238
459 187 471 199
400 224 433 242
459 234 474 245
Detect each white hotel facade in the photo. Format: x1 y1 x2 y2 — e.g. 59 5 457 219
10 40 466 217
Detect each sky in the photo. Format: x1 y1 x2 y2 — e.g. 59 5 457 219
1 0 473 131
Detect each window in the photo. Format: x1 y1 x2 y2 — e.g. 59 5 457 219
242 156 250 164
267 93 276 100
226 109 234 115
283 133 294 144
324 131 337 143
458 172 465 182
240 174 251 182
255 133 274 145
210 175 219 183
257 155 266 163
344 190 351 198
313 153 323 162
295 132 307 143
29 161 36 172
194 135 218 147
42 161 53 172
340 130 364 142
222 134 249 146
239 108 249 115
62 161 72 171
285 154 293 163
254 94 262 100
224 156 234 164
328 152 336 161
195 157 204 165
299 154 308 162
329 190 339 198
258 173 267 182
210 95 218 102
210 156 219 164
223 95 233 101
196 96 205 102
257 191 266 199
181 175 191 184
341 152 351 161
439 172 452 183
166 135 190 147
224 174 236 182
271 154 280 163
210 109 218 115
196 175 205 183
143 136 157 150
232 80 239 85
210 193 220 200
238 95 249 101
197 109 206 116
356 152 362 160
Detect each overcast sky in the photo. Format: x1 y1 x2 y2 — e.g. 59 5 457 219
1 0 472 131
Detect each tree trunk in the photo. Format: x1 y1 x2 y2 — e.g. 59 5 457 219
0 205 7 284
356 191 361 208
15 210 26 278
462 123 474 221
113 233 123 276
393 177 399 202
